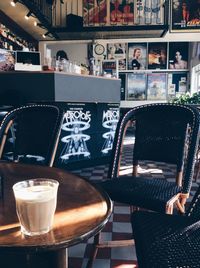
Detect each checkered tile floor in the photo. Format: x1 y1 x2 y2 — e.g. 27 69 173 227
68 137 200 268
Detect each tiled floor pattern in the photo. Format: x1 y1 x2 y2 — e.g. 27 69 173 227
68 141 200 268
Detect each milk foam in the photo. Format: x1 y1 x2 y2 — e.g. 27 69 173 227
15 185 54 202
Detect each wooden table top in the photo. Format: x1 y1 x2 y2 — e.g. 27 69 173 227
0 162 112 253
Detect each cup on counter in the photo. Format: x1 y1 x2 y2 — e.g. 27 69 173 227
13 178 59 236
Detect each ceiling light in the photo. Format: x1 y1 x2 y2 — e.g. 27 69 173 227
10 0 18 7
25 11 32 20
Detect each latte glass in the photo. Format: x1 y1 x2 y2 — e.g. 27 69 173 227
13 178 59 236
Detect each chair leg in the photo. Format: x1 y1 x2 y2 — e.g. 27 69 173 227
86 233 100 268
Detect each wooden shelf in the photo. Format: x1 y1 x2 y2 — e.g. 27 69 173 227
52 24 168 40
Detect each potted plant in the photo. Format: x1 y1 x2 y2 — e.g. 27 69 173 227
171 92 200 105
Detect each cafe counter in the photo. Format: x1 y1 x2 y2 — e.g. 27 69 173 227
0 71 121 169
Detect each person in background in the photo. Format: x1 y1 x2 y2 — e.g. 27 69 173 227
56 50 68 61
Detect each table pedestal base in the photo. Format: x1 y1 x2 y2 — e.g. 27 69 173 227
0 248 68 268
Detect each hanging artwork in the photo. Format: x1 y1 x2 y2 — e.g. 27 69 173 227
168 42 189 70
147 73 167 100
127 73 147 100
134 0 164 25
171 0 200 32
128 42 147 70
148 42 167 69
107 43 126 70
83 0 107 26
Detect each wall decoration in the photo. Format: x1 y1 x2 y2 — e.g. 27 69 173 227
147 73 167 100
127 73 146 100
148 42 167 69
134 0 164 25
168 72 188 95
107 43 126 70
102 60 118 77
128 42 147 70
110 0 134 25
83 0 107 26
169 42 189 70
0 49 15 71
171 0 200 32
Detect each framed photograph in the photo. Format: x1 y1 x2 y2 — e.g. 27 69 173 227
147 73 167 100
0 49 15 71
128 43 147 70
134 0 164 25
107 43 126 70
127 73 146 100
171 0 200 32
148 42 167 69
83 0 107 26
110 0 134 26
169 42 189 70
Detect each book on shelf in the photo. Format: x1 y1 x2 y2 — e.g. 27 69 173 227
147 73 167 100
134 0 164 25
127 73 146 100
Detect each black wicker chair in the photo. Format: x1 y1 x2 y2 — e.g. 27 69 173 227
0 104 64 167
86 103 200 268
131 183 200 268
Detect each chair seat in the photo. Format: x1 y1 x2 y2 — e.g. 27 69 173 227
131 211 199 268
99 176 181 212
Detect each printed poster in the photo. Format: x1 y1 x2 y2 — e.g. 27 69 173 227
107 43 126 70
110 0 134 25
148 42 167 69
127 73 146 100
169 42 189 70
134 0 164 25
147 73 167 100
128 42 147 70
171 0 200 32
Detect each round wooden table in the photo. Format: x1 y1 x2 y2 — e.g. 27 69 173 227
0 162 112 268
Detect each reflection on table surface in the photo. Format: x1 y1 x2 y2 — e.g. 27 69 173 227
0 161 112 268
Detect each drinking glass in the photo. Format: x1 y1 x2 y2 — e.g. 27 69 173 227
13 178 59 236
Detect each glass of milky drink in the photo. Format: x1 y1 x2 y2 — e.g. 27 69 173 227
13 178 59 236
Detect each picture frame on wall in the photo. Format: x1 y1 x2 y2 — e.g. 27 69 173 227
148 42 167 69
107 43 126 70
128 43 147 70
170 0 200 32
110 0 134 26
168 72 188 95
134 0 164 25
127 73 146 100
83 0 107 26
147 73 167 100
168 42 189 70
102 60 118 78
